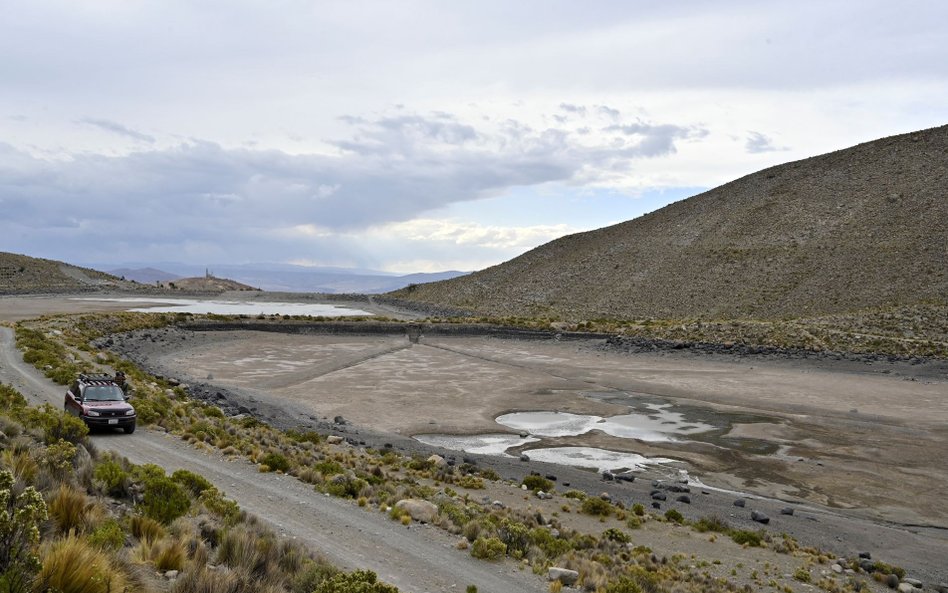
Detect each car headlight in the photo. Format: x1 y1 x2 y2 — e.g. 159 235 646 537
86 409 101 416
125 409 136 416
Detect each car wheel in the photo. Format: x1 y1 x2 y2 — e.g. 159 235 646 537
123 423 136 434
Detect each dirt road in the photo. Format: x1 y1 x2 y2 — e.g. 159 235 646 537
0 327 545 593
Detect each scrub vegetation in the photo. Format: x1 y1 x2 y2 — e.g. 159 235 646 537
5 312 910 592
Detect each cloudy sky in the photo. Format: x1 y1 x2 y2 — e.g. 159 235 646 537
2 1 946 273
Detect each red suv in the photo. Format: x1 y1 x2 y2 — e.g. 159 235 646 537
64 374 136 434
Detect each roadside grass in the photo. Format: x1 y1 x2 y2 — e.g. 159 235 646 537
6 312 915 592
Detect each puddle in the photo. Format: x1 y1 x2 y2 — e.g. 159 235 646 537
496 406 716 442
522 447 676 473
414 433 539 456
72 297 371 317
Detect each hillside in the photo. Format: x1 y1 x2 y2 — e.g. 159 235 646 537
159 275 259 292
391 125 948 321
0 252 130 294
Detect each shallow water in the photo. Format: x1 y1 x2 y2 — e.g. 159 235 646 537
414 433 539 456
72 297 372 317
496 405 716 442
522 447 676 473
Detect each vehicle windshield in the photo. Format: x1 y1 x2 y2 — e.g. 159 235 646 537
83 385 125 402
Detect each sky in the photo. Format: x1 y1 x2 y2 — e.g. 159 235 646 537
1 1 946 274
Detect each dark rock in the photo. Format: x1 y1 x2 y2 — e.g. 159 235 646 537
885 574 900 588
519 454 530 462
733 499 746 507
545 474 557 481
676 495 691 504
651 492 667 501
859 551 872 559
616 474 635 483
333 415 347 425
651 502 661 509
859 559 875 573
780 507 795 516
667 484 690 493
601 471 615 481
751 510 770 524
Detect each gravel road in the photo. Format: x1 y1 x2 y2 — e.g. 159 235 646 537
0 327 545 593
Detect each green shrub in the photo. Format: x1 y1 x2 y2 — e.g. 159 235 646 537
497 519 530 557
730 529 763 547
0 469 47 593
603 527 631 543
664 509 684 524
631 503 645 516
605 576 643 593
314 459 344 476
313 569 400 592
140 476 190 525
528 527 572 559
172 469 215 496
521 474 553 493
88 520 124 551
199 489 241 523
290 558 339 593
470 536 506 560
564 490 587 500
693 515 730 533
48 484 93 535
580 497 613 517
93 459 129 497
20 404 88 445
260 452 291 473
129 515 165 543
0 384 27 410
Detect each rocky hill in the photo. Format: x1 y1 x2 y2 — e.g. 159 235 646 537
159 275 259 292
0 252 131 294
391 125 948 321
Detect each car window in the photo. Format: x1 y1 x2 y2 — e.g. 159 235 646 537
83 385 125 402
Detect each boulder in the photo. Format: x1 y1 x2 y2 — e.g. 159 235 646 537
602 471 615 481
651 492 667 501
519 454 530 462
886 574 900 589
751 510 770 524
326 435 344 444
902 578 922 588
859 551 872 560
898 584 915 593
548 567 579 586
733 499 746 507
831 563 843 574
780 507 795 516
394 499 438 524
427 454 447 467
676 495 691 504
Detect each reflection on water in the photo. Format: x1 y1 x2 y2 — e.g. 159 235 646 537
496 405 715 442
414 433 539 456
72 297 371 317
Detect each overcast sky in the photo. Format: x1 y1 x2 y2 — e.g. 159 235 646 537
2 1 946 273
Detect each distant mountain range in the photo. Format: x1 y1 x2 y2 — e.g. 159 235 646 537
391 124 948 321
98 262 468 294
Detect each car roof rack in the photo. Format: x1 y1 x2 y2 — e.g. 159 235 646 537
78 373 118 384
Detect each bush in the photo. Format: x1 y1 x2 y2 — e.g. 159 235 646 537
602 527 631 543
580 497 613 517
313 569 400 592
35 534 127 593
521 474 553 493
22 404 88 445
0 384 27 410
730 529 763 547
664 509 684 524
140 476 191 525
605 576 643 593
172 469 215 496
88 519 125 551
260 452 291 473
199 489 241 523
693 515 730 533
0 469 47 593
290 558 339 593
93 459 129 497
631 503 645 516
470 536 507 560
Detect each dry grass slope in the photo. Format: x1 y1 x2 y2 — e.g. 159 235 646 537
392 125 948 322
0 252 126 294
